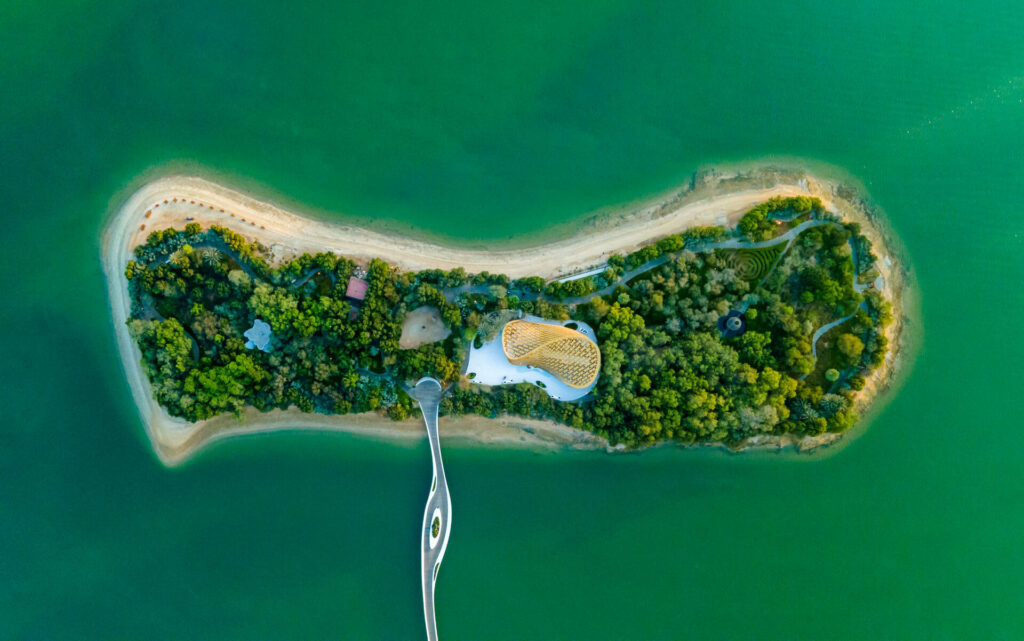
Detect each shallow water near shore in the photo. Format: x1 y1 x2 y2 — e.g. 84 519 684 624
2 1 1024 639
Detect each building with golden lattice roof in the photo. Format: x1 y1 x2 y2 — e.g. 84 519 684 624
501 320 601 389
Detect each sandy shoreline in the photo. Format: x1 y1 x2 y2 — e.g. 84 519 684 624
101 165 913 466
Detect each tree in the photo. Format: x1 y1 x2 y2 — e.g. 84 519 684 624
512 276 545 293
396 344 458 381
248 283 301 334
128 318 193 376
488 284 507 300
836 333 865 366
736 331 774 368
182 353 268 420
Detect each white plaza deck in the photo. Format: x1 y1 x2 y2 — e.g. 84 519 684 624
465 314 598 401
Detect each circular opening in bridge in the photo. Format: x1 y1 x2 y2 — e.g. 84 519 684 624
429 507 443 550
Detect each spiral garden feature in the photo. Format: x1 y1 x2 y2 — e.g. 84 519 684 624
725 245 784 281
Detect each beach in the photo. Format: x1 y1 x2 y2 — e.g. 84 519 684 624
102 166 911 466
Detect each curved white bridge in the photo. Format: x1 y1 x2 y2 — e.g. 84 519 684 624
413 378 451 641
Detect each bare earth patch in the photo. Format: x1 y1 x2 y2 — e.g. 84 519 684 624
400 306 451 349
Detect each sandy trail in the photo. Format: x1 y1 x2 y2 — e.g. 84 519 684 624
101 168 910 466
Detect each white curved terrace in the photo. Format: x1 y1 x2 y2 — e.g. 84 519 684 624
465 314 599 401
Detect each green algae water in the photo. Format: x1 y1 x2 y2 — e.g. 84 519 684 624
2 1 1023 638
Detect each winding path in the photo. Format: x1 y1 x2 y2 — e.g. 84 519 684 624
796 301 867 381
413 378 452 641
809 304 865 359
439 220 829 306
797 236 872 379
701 218 825 251
289 267 336 290
551 219 828 306
442 218 872 385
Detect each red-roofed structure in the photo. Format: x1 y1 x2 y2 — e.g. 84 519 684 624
345 276 369 301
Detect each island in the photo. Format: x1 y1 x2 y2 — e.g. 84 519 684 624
103 166 911 465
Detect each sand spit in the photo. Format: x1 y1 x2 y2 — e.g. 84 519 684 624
101 165 913 466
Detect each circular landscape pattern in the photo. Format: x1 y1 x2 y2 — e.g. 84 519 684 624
725 246 783 281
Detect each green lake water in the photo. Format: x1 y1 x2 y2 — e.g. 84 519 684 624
2 1 1023 638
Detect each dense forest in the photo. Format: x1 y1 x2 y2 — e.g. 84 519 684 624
125 196 893 447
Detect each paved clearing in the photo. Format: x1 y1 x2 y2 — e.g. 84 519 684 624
400 306 451 349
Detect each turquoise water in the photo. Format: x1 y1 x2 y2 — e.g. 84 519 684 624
2 1 1023 638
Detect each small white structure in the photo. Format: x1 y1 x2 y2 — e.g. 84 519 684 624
465 314 598 401
555 265 607 283
244 318 273 352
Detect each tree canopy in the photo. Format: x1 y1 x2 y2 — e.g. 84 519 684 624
125 202 892 447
